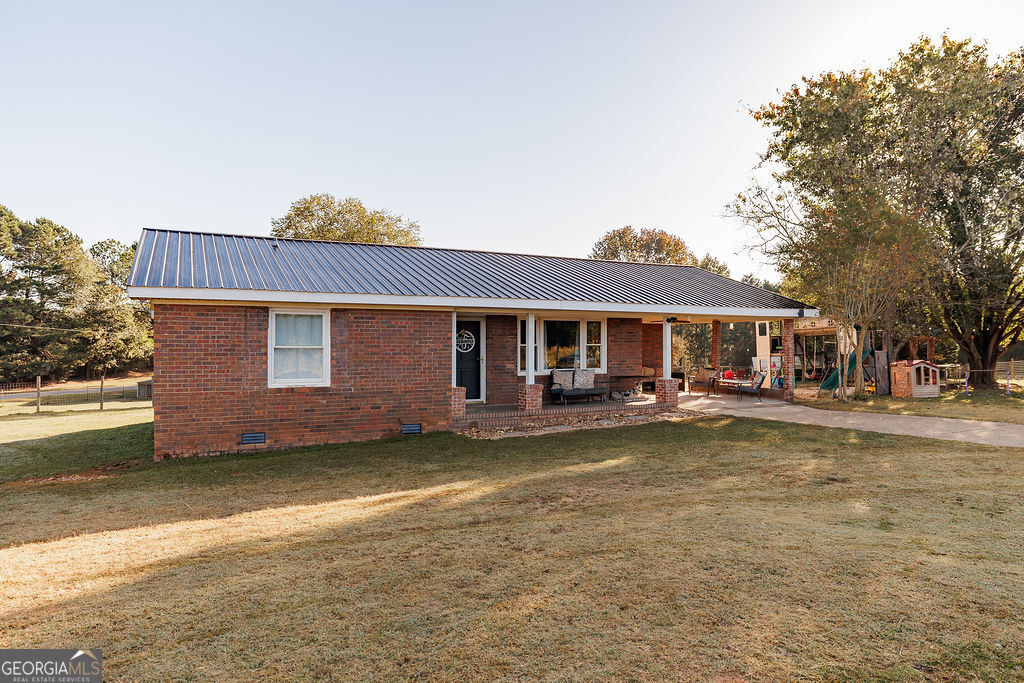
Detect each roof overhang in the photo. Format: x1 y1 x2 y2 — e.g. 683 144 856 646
127 286 819 320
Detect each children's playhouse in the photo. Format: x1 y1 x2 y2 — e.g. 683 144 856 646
890 360 940 398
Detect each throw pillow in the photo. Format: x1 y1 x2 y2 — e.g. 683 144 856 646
551 369 573 388
573 369 595 389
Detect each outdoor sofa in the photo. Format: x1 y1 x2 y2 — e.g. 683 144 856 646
549 369 607 406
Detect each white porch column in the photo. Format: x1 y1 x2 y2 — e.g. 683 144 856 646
451 311 457 387
662 320 672 379
525 312 536 385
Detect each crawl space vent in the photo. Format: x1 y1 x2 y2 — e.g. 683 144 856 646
401 423 423 435
240 432 266 445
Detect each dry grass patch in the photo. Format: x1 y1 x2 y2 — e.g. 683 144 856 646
796 388 1024 425
1 418 1023 679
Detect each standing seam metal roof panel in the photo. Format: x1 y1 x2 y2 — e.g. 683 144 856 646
128 228 810 310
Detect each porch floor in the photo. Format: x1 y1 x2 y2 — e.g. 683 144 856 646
455 394 680 430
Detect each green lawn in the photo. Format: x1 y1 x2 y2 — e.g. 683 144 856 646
0 407 154 482
1 410 1023 679
796 388 1024 425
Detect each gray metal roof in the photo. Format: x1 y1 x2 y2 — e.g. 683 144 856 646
127 228 808 310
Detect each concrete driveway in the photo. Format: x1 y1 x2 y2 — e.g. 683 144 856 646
677 394 1024 448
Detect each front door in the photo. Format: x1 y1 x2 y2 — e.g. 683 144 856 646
455 320 482 401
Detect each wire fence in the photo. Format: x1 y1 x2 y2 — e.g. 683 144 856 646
0 378 152 416
996 360 1024 381
960 366 1023 396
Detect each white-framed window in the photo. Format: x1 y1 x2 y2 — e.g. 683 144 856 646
268 309 331 388
518 319 529 373
517 317 606 375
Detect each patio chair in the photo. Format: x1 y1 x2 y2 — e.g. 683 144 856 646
736 371 767 402
687 367 719 396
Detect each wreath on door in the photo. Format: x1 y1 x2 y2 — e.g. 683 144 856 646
456 329 476 353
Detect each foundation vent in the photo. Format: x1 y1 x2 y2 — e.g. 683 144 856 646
401 423 423 435
240 432 266 445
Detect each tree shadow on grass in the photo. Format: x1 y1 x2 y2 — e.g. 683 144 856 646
2 426 1020 680
0 416 921 551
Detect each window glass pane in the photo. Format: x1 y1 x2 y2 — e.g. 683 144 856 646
544 320 579 369
519 319 526 344
586 345 601 368
587 321 601 344
275 314 323 346
273 347 324 380
519 345 526 370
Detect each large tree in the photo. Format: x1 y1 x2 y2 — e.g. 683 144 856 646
80 238 153 374
73 277 152 377
271 194 422 245
0 207 94 380
740 274 780 292
89 238 136 289
736 37 1024 389
883 38 1024 385
729 67 932 396
590 226 695 264
590 226 730 273
0 206 152 382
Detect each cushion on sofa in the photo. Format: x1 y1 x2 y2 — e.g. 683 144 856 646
551 369 574 388
573 369 595 389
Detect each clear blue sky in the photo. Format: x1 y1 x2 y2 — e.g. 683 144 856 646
4 1 1023 279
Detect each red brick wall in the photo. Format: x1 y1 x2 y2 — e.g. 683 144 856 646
451 385 467 418
152 304 453 458
641 323 663 371
485 314 519 405
781 318 795 402
607 318 644 391
890 363 913 398
711 320 722 369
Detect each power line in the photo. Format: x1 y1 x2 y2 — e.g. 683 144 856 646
0 322 94 333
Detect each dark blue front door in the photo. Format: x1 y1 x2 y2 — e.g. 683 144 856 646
455 320 481 401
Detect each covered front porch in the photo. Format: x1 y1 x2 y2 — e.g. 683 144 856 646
449 310 800 424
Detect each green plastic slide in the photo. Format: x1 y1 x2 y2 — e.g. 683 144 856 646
819 346 873 392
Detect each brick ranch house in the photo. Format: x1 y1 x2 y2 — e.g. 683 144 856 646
127 229 816 458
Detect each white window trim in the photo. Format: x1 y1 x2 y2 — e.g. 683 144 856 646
268 308 331 388
517 317 607 376
517 318 529 376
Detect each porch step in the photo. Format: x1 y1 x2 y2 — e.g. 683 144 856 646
453 400 678 431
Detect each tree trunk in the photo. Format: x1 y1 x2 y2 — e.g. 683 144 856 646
961 341 1000 389
852 326 867 396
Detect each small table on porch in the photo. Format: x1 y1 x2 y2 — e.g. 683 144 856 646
716 378 741 395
